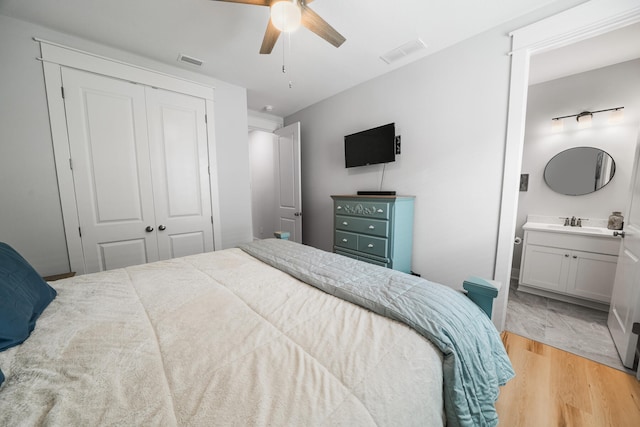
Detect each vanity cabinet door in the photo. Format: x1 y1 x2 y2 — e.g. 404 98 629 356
567 251 618 303
521 244 571 292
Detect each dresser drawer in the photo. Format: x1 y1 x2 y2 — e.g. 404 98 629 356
335 231 358 251
358 256 388 267
335 215 389 237
335 249 358 260
358 235 388 258
334 201 390 219
335 249 389 268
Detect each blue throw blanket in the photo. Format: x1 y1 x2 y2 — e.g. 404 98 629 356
240 239 515 427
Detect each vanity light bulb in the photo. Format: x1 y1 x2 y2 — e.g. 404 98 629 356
577 114 592 129
551 118 564 132
608 109 624 124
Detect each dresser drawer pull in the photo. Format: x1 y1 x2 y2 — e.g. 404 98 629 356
368 225 375 229
368 243 374 248
342 238 348 243
342 221 349 226
377 209 384 213
337 206 342 210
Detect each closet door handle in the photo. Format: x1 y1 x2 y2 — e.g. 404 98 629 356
145 226 154 232
158 225 166 231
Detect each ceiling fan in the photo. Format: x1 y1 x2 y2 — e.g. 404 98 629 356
214 0 346 54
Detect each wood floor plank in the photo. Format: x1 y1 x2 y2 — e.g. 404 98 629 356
496 332 640 427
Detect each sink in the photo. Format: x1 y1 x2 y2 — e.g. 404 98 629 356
523 222 616 237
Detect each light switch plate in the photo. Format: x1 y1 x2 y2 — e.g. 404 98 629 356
520 174 529 191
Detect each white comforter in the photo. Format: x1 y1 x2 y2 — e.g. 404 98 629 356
0 248 444 426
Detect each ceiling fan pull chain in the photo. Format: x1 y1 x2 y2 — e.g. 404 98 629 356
287 31 293 88
282 30 287 74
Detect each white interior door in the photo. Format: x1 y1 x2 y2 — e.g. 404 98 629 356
274 122 302 243
62 68 159 273
146 88 214 259
608 139 640 368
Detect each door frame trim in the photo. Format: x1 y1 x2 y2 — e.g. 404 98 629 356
39 40 222 274
493 0 640 330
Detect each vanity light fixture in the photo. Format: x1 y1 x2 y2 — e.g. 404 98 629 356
551 106 624 131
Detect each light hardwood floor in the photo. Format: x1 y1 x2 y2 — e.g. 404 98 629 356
496 332 640 427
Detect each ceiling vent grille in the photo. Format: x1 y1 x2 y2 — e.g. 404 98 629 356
178 54 204 67
380 39 427 65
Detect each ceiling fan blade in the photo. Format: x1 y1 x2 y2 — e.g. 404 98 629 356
260 19 281 54
300 5 345 48
212 0 271 6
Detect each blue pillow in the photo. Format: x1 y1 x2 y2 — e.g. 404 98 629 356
0 242 57 352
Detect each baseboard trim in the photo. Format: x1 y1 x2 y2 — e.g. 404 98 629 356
516 284 610 312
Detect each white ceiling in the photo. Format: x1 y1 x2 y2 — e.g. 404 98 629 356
1 0 580 117
2 1 637 115
529 21 640 85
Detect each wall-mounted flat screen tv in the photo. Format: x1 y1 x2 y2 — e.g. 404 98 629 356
344 122 395 168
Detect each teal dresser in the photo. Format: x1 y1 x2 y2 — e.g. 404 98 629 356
331 195 415 273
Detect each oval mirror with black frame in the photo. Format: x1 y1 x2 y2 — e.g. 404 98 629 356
544 147 616 196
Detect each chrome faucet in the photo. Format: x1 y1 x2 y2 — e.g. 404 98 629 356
570 216 577 226
560 217 570 226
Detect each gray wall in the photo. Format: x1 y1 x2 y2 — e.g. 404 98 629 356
0 14 253 276
249 130 277 240
286 1 585 291
513 59 640 270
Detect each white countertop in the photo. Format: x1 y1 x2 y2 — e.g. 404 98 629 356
523 221 619 238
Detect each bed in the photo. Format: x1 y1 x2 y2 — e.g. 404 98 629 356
0 238 514 426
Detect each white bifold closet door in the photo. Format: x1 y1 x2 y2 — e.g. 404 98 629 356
62 67 213 273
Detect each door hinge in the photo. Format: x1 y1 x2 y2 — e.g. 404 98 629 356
78 227 82 237
205 114 208 123
207 166 210 175
69 158 73 170
61 86 65 99
211 215 213 224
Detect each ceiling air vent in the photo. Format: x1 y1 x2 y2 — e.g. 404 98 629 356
380 39 427 65
177 54 204 67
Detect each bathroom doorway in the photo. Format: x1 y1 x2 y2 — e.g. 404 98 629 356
501 12 640 371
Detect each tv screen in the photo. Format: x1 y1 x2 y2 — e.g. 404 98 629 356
344 123 395 168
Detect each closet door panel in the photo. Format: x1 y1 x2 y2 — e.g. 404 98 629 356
168 232 206 259
161 106 202 216
146 88 214 260
98 239 149 271
62 68 159 272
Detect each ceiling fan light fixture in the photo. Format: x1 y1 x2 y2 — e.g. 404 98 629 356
271 0 301 32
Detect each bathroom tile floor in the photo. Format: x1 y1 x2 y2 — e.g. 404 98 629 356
505 280 635 373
